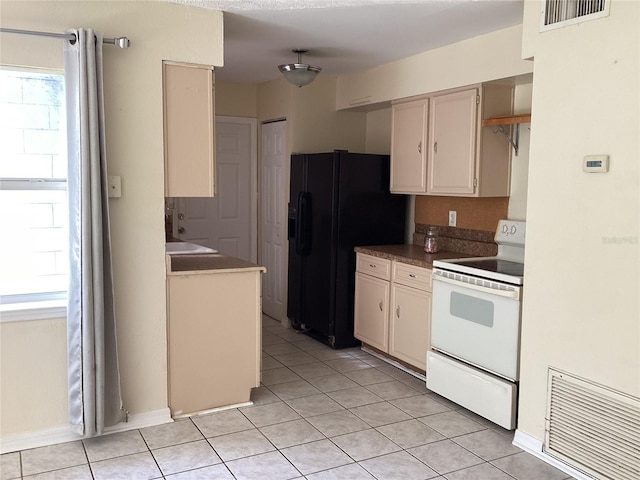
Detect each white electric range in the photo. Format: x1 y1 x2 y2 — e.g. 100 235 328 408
427 220 525 430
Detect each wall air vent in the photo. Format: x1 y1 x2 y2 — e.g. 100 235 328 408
545 368 640 480
541 0 610 31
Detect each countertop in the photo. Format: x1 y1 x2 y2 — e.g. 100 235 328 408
167 253 266 275
354 244 475 269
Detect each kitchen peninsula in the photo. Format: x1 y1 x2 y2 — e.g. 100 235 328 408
166 252 265 418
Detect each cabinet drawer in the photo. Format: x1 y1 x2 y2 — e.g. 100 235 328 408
392 261 432 291
356 253 391 280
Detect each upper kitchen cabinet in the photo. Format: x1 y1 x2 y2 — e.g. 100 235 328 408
427 84 513 197
163 61 216 197
390 98 429 194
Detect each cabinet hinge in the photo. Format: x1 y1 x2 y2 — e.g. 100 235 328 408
476 95 480 105
473 178 478 187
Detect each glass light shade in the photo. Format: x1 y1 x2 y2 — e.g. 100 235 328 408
278 63 321 87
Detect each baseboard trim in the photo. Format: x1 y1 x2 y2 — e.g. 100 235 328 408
0 408 172 454
513 429 593 480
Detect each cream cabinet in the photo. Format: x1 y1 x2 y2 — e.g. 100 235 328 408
354 254 391 351
354 253 432 371
427 84 513 197
390 98 429 193
390 84 513 197
389 262 433 371
163 61 215 197
166 256 264 417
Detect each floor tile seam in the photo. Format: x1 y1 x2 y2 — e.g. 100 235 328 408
341 434 439 473
289 408 349 421
441 458 520 480
482 458 521 480
256 428 330 451
370 423 444 450
431 425 491 441
260 446 305 479
236 403 302 429
207 427 283 463
87 449 161 477
187 416 250 442
448 432 522 462
414 413 491 433
22 440 91 477
21 460 89 479
403 444 485 477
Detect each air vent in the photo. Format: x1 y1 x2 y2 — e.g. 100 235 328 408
545 369 640 480
541 0 610 31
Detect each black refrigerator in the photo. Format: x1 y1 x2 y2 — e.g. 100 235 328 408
287 150 406 348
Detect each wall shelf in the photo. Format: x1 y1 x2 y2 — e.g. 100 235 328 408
482 114 531 127
483 114 531 156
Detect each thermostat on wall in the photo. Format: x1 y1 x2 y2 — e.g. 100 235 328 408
583 155 609 173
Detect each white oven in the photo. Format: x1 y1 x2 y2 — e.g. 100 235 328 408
431 270 522 380
426 220 525 430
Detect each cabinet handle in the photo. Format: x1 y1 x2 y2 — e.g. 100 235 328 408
369 264 376 268
434 141 438 153
396 305 401 318
417 141 422 154
379 301 383 311
409 274 416 278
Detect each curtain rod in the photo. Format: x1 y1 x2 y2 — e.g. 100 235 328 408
0 28 131 48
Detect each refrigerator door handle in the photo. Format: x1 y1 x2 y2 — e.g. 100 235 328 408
296 192 312 255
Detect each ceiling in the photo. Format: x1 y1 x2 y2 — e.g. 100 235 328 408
171 0 524 84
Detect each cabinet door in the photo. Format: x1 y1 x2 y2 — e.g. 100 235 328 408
354 272 390 352
427 88 478 196
389 283 432 370
163 62 215 197
390 99 428 194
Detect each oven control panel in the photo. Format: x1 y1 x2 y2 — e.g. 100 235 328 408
495 220 526 246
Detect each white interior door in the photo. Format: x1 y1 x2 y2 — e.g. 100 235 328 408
260 120 287 323
175 117 257 262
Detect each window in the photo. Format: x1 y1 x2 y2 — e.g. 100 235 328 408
0 68 67 317
541 0 610 31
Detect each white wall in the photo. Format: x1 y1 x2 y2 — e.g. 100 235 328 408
337 25 533 110
508 83 532 220
518 0 639 439
0 1 223 439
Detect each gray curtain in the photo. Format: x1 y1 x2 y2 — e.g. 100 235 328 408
64 28 125 437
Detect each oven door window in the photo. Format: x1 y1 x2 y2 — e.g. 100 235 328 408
450 291 494 327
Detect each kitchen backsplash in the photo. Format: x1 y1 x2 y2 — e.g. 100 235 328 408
414 196 508 232
414 224 497 256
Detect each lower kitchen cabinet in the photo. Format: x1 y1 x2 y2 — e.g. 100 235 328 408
354 252 432 371
166 256 264 418
390 282 432 370
354 272 390 351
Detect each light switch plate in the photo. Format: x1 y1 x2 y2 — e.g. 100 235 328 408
108 176 122 197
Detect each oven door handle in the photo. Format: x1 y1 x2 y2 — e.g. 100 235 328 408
433 272 521 300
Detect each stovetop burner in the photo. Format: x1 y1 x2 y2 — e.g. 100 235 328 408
452 258 524 278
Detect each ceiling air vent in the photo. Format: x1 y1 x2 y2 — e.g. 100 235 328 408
545 368 640 480
541 0 610 31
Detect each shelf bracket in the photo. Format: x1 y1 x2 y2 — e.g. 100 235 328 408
494 124 521 156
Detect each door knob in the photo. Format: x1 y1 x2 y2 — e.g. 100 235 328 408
178 213 185 220
178 227 185 234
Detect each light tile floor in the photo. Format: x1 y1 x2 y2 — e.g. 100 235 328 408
1 315 574 480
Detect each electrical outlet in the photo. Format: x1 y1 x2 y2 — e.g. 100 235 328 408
448 210 457 227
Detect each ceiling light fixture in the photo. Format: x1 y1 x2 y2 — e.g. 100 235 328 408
278 48 322 87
